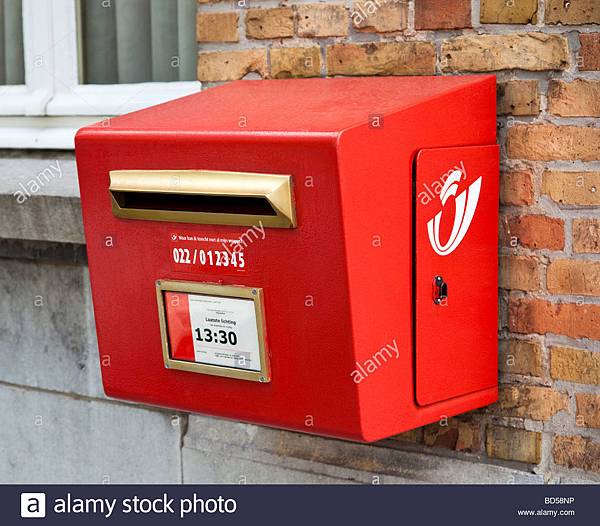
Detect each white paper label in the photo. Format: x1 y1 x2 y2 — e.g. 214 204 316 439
188 294 261 372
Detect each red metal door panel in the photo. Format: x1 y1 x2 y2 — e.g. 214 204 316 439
415 145 499 406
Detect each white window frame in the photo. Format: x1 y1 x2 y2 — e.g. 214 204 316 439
0 0 200 149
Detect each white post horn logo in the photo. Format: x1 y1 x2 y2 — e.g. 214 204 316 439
427 169 482 256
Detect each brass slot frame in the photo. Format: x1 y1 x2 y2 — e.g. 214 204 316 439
109 169 296 228
156 280 271 383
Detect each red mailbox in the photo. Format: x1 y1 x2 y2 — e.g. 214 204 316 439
75 76 499 442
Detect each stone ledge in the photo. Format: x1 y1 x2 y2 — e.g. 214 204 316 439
183 415 545 484
0 154 83 244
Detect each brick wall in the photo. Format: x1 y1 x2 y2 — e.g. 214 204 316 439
196 0 600 480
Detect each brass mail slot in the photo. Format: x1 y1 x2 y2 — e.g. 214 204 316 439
109 169 296 228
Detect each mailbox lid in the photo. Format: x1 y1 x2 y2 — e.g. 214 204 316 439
415 144 499 406
80 76 498 136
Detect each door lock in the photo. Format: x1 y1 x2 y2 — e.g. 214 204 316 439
433 276 448 305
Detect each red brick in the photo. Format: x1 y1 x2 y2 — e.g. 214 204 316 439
579 34 600 71
415 0 471 30
509 297 600 340
500 170 535 206
501 215 564 251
